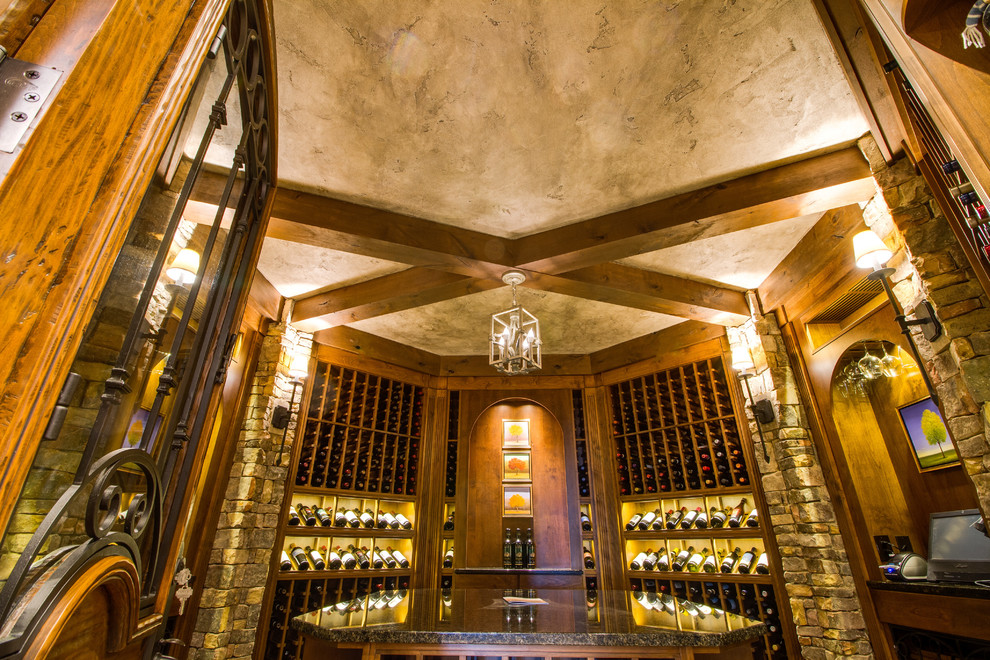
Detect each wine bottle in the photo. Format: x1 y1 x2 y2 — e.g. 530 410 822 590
333 508 348 527
694 507 709 529
736 547 759 574
306 545 326 570
643 549 658 571
443 547 454 568
395 513 412 529
667 507 687 529
352 544 371 569
378 510 396 528
651 512 666 531
680 507 700 529
359 508 375 528
370 547 384 569
655 546 670 571
315 506 332 527
580 512 592 532
325 545 342 569
638 509 659 530
721 547 741 573
280 550 293 570
755 552 770 574
344 509 361 528
339 545 357 569
625 512 643 531
728 498 748 528
526 528 535 568
443 512 456 531
287 507 301 526
289 544 310 570
630 550 649 570
297 504 317 527
389 547 409 568
671 546 692 572
686 547 708 572
503 528 512 568
583 546 595 569
744 508 759 528
709 506 727 528
514 528 523 569
381 546 397 568
702 550 719 573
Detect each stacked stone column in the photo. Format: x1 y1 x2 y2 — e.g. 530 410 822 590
190 321 312 660
728 313 873 660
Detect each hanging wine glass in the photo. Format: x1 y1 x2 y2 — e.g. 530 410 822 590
843 361 866 396
880 343 901 377
858 350 884 380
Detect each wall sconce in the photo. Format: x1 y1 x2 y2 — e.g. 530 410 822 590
166 248 201 286
853 230 942 406
273 354 309 465
731 345 772 462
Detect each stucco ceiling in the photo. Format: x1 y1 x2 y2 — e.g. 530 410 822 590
250 0 870 356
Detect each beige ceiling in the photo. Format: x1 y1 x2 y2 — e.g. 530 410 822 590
251 0 871 356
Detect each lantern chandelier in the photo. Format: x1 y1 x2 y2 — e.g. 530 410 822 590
489 270 542 375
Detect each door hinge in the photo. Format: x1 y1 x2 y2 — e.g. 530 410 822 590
0 45 61 153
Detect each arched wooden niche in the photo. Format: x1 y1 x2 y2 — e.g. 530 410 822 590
903 0 990 75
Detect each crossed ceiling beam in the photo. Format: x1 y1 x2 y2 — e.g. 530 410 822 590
189 146 874 330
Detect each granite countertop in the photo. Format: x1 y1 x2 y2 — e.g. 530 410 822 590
292 588 766 648
868 580 990 599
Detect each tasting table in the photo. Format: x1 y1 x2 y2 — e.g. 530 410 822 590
293 588 766 660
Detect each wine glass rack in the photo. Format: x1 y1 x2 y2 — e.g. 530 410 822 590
608 355 788 660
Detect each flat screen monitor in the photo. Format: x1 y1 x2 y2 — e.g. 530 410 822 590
927 509 990 582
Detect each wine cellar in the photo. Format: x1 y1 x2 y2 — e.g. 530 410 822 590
257 338 796 660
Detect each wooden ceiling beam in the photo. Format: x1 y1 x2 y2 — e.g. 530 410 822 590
523 264 750 326
292 268 501 331
512 146 876 274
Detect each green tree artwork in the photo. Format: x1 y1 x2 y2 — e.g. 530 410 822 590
921 408 947 458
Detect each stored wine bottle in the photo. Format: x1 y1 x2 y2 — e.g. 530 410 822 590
709 506 727 528
324 545 342 569
736 547 759 574
721 547 741 573
378 510 397 528
643 549 658 571
580 512 592 531
583 546 595 569
666 507 687 529
755 552 770 574
630 550 649 570
702 549 719 573
351 545 370 569
280 550 293 570
306 545 326 570
395 513 412 529
655 546 670 571
339 545 357 569
297 504 317 527
514 528 524 569
727 498 748 528
287 507 301 526
503 528 513 568
686 547 708 572
694 507 709 529
638 509 659 530
344 509 361 528
680 507 700 529
671 546 692 572
443 512 456 531
359 509 375 528
625 512 643 531
389 547 409 568
525 528 535 568
443 547 454 568
333 508 348 527
744 508 759 528
380 546 397 568
289 544 310 570
314 506 332 527
651 511 666 530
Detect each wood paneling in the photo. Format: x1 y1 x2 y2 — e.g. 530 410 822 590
870 588 990 641
591 325 725 379
314 327 443 376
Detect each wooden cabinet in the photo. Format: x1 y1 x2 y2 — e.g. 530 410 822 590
604 354 792 660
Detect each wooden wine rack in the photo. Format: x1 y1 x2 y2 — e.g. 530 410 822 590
573 389 598 592
263 359 424 660
440 391 459 588
608 354 789 660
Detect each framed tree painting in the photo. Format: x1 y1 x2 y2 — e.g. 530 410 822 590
897 397 959 472
502 419 530 448
503 485 533 516
502 451 532 482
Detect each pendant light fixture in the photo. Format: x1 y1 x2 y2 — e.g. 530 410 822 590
489 271 542 375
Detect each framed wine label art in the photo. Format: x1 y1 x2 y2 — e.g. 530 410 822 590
502 419 530 448
503 485 533 516
897 396 959 472
502 451 532 482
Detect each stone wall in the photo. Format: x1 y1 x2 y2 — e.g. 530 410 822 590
190 321 312 660
729 313 874 660
857 136 990 521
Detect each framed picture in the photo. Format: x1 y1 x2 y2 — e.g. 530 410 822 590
502 451 532 482
502 419 530 448
897 397 959 472
503 485 533 516
122 408 163 450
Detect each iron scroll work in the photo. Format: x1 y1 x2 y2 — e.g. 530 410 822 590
0 0 274 656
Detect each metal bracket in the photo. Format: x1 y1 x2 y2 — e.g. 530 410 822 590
0 47 62 153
